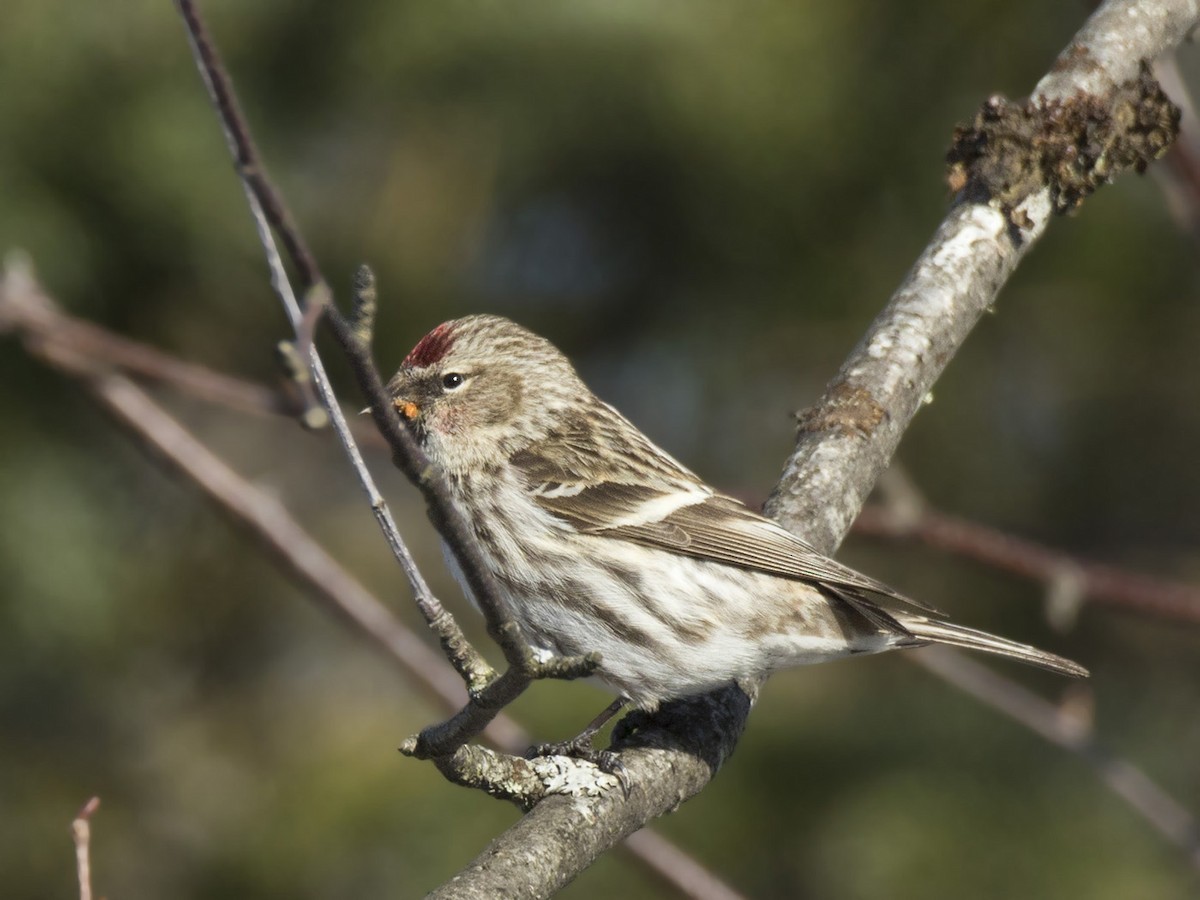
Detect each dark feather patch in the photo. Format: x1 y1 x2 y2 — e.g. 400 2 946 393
404 322 456 368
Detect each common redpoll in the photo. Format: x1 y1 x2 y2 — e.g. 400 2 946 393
386 315 1087 732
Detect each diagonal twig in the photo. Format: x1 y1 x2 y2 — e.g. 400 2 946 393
175 0 501 697
174 0 605 764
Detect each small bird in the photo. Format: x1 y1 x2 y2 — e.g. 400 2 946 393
386 315 1087 759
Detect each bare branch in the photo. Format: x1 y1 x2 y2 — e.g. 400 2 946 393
622 830 749 900
425 686 755 900
174 0 594 758
0 261 511 745
853 499 1200 628
174 0 505 696
765 0 1193 552
174 0 322 289
0 278 288 418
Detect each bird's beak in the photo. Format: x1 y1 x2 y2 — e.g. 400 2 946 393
395 399 420 420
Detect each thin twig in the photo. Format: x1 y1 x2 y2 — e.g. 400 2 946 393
0 261 515 745
91 366 527 745
174 0 321 288
71 796 100 900
173 0 500 693
174 0 597 756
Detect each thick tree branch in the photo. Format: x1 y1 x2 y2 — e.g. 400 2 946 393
765 0 1193 550
438 1 1199 895
425 686 755 900
765 197 1051 550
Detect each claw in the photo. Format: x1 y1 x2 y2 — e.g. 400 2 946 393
526 696 632 797
593 751 631 798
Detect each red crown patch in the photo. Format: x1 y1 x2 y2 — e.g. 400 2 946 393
403 322 456 368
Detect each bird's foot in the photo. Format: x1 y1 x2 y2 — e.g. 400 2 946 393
527 697 631 796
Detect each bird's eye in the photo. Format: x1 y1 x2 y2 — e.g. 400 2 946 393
442 372 466 390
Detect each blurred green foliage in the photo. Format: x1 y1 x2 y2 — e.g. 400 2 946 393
2 1 1198 897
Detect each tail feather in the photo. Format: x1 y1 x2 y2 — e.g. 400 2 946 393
902 617 1089 678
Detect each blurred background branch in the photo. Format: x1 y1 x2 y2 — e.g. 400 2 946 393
855 468 1200 628
1152 55 1200 240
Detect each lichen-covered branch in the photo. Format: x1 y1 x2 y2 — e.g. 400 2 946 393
764 0 1193 552
426 686 754 900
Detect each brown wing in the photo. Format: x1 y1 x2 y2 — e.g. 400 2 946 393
510 405 943 617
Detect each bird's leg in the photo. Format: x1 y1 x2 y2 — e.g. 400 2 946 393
528 696 629 785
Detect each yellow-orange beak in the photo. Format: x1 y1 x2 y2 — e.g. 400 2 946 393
395 399 420 420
